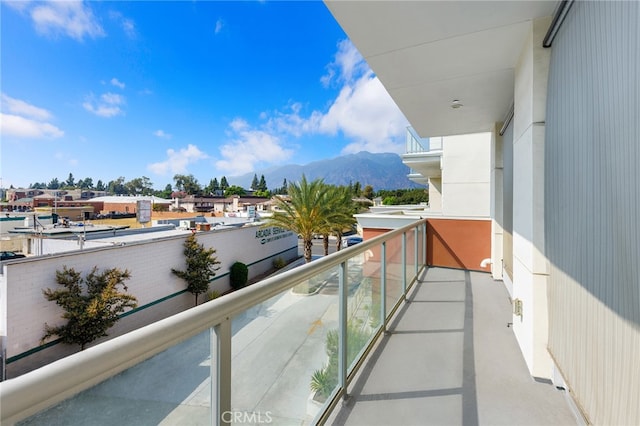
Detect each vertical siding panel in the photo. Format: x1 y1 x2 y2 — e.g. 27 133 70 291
545 2 640 425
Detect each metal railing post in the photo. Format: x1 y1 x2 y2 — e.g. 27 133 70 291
414 226 419 278
381 242 387 332
338 261 348 398
402 232 407 297
215 320 232 426
422 221 427 268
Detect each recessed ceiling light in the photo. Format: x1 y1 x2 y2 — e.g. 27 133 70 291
451 100 463 109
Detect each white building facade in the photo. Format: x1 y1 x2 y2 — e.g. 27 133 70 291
326 1 640 424
0 224 298 378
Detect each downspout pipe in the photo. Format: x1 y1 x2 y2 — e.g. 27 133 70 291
543 0 575 48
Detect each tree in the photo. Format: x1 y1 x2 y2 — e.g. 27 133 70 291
41 266 138 350
107 177 126 195
80 177 94 189
204 178 220 195
173 174 201 195
65 173 75 188
155 183 173 199
253 189 271 198
220 176 229 190
265 175 333 263
250 174 259 190
258 175 267 191
95 180 106 191
318 185 357 254
225 185 246 197
363 185 374 200
47 178 60 189
376 188 428 205
353 181 362 197
172 234 221 306
276 178 289 195
126 176 154 195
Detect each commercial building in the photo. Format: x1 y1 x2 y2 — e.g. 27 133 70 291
1 222 298 379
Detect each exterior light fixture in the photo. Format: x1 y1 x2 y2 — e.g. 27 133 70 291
451 100 463 109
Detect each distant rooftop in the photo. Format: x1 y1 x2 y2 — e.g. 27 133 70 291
90 195 171 204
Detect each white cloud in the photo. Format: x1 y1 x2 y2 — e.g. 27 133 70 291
83 92 125 117
0 113 64 139
211 38 406 175
258 39 408 155
1 93 51 120
321 39 368 87
121 18 135 38
214 18 224 34
320 72 408 154
110 78 125 89
109 10 136 39
148 144 208 176
30 0 105 41
215 122 293 176
0 94 63 139
317 40 408 153
154 129 172 139
101 92 124 104
3 1 33 13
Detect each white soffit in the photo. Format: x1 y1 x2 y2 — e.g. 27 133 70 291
324 0 557 138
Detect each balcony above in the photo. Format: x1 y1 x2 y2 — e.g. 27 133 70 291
402 127 442 181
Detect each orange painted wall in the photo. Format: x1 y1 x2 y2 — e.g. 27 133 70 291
362 228 413 264
362 218 491 272
426 219 491 271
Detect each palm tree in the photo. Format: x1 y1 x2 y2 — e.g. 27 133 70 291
265 175 331 263
318 186 357 255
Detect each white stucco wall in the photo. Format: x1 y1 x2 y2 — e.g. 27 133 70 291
441 133 491 218
510 16 553 379
1 225 298 377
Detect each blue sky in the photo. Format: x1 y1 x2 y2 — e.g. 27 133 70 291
1 0 408 190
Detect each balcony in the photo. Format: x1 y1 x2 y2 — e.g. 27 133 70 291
0 220 575 425
402 127 442 183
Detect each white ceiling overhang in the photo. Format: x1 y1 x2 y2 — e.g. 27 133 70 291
324 1 557 138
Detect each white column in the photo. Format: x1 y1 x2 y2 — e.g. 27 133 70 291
511 16 553 379
490 125 504 280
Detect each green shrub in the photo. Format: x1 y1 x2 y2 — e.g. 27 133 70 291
310 367 336 401
272 257 286 269
309 322 371 401
230 261 249 289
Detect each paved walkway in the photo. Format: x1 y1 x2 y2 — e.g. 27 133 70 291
327 267 578 426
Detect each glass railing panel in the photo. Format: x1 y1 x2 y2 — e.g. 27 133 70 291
383 232 405 316
230 266 340 424
345 253 379 376
359 249 382 331
18 331 214 426
405 229 417 289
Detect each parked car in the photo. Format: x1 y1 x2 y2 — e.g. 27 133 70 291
0 251 26 261
343 236 363 247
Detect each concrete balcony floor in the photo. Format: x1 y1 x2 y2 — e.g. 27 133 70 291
327 267 578 426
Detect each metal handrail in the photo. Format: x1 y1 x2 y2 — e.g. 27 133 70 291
0 219 427 425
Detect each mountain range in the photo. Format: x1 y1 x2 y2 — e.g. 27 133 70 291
230 152 423 191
